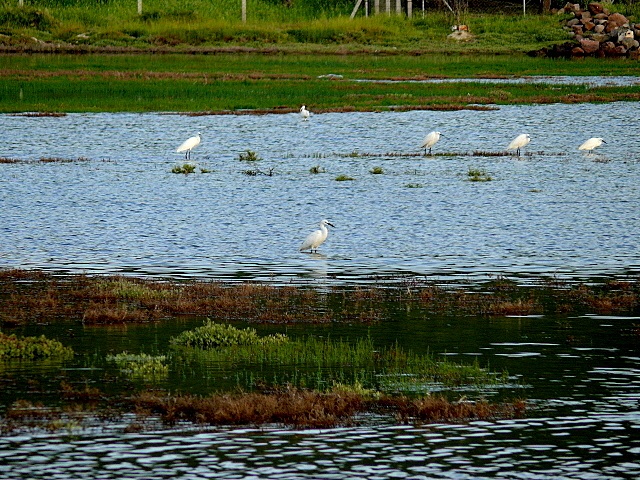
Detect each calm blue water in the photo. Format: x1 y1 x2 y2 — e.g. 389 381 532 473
1 103 640 479
1 103 639 284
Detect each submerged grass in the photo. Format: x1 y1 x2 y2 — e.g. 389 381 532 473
172 323 507 392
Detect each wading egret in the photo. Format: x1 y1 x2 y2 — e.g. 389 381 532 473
578 137 606 153
300 219 334 253
506 133 531 156
300 105 310 121
177 133 201 160
421 131 442 155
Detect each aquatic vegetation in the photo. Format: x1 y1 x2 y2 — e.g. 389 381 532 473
405 183 423 188
238 150 261 162
131 388 525 428
174 327 507 393
171 163 197 174
370 166 384 174
0 332 73 360
1 270 639 328
107 352 169 379
467 167 492 182
171 320 288 348
309 165 325 174
335 174 355 181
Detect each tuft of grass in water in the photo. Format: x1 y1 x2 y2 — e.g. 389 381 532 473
0 332 73 360
467 167 492 182
405 183 423 188
370 166 384 174
171 320 289 348
171 163 196 174
131 388 526 428
238 150 261 162
335 174 355 181
107 352 169 379
173 326 508 391
309 165 325 174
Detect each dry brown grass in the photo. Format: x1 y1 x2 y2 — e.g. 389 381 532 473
131 388 525 428
1 269 638 327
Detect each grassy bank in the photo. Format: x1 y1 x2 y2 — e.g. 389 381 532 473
2 53 640 113
0 1 577 53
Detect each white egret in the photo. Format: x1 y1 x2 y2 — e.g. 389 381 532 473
578 137 606 153
300 219 334 253
421 131 442 155
176 132 201 160
300 105 310 121
506 133 531 156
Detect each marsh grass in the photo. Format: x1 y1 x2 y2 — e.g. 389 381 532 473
467 167 492 182
131 388 526 428
370 166 384 174
170 321 508 392
237 150 261 162
1 270 638 327
335 174 355 181
171 163 196 174
2 54 640 113
0 332 73 360
309 165 325 174
107 352 169 379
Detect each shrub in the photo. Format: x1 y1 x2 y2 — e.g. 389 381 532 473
0 6 56 29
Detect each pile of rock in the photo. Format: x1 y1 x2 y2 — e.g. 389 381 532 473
529 2 640 58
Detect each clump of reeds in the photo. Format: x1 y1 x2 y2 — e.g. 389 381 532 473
39 157 89 163
467 167 492 182
309 165 325 174
386 395 527 424
0 157 20 163
0 331 73 359
171 163 196 174
335 174 355 181
107 352 169 379
170 320 288 348
472 151 512 157
238 150 261 162
370 166 384 174
242 167 274 176
130 388 526 428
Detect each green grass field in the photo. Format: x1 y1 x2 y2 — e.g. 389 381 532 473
2 53 640 113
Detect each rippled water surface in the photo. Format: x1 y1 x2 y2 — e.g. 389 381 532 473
1 102 640 283
1 102 640 478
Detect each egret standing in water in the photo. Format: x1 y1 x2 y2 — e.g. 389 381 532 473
300 219 334 253
300 105 310 121
176 132 201 160
578 137 606 153
506 133 531 156
421 131 442 155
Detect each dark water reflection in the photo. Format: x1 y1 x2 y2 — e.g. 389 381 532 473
1 103 640 284
1 103 640 478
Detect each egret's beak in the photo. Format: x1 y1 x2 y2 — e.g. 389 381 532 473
602 140 607 144
327 222 335 228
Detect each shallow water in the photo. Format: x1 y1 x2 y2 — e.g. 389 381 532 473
1 102 640 478
1 103 639 284
1 312 640 479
